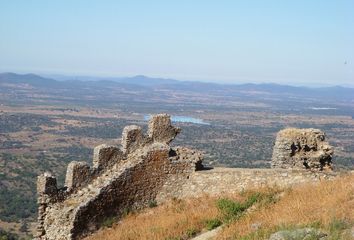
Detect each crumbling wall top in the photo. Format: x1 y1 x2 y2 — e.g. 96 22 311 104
37 172 57 196
271 128 334 171
36 113 204 240
148 114 181 144
93 144 124 169
122 125 144 154
65 161 91 191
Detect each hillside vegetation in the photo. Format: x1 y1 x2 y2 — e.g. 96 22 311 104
85 172 354 240
1 73 354 237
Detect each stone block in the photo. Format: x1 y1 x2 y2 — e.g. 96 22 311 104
93 144 123 169
37 172 57 195
65 161 91 190
122 125 144 153
148 114 181 144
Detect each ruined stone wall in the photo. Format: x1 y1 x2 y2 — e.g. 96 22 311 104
36 118 338 240
36 114 202 240
271 128 334 170
71 144 201 239
157 127 336 201
157 167 338 201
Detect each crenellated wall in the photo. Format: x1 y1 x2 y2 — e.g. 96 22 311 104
35 115 339 240
35 114 202 240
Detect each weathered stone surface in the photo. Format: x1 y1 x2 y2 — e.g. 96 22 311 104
36 118 340 240
36 113 201 240
37 172 57 195
122 125 145 154
169 147 204 170
65 161 91 190
148 113 181 144
93 144 123 169
272 128 334 171
157 167 337 201
268 228 327 240
36 172 60 238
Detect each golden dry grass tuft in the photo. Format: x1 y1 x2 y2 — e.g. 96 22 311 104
217 173 354 239
85 195 222 240
85 173 354 240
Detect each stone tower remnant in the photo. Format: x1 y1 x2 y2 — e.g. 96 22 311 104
271 128 334 170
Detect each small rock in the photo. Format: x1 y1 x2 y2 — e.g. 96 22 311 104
269 228 327 240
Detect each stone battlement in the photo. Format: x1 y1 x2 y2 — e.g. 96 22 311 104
36 114 202 240
36 115 338 240
37 114 183 203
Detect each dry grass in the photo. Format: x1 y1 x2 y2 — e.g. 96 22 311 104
217 173 354 239
85 173 354 240
85 195 222 240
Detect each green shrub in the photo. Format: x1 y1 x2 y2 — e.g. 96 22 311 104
205 218 222 230
329 218 349 232
101 217 116 228
244 193 262 208
0 228 19 240
217 198 246 220
186 228 198 237
148 200 157 208
217 193 265 222
327 218 351 239
122 207 132 217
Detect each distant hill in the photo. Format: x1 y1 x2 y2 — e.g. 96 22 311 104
43 74 179 86
0 72 60 87
1 72 354 101
110 75 180 86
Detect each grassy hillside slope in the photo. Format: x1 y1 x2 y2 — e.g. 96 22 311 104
85 172 354 240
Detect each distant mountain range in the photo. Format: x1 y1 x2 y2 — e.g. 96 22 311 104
1 72 354 101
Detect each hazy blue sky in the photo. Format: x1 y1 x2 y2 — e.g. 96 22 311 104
0 1 353 85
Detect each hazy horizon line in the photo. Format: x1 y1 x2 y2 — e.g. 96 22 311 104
1 70 354 88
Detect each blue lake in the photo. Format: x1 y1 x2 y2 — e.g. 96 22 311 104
144 115 209 125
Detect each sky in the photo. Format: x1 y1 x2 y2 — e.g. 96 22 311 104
0 1 353 85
